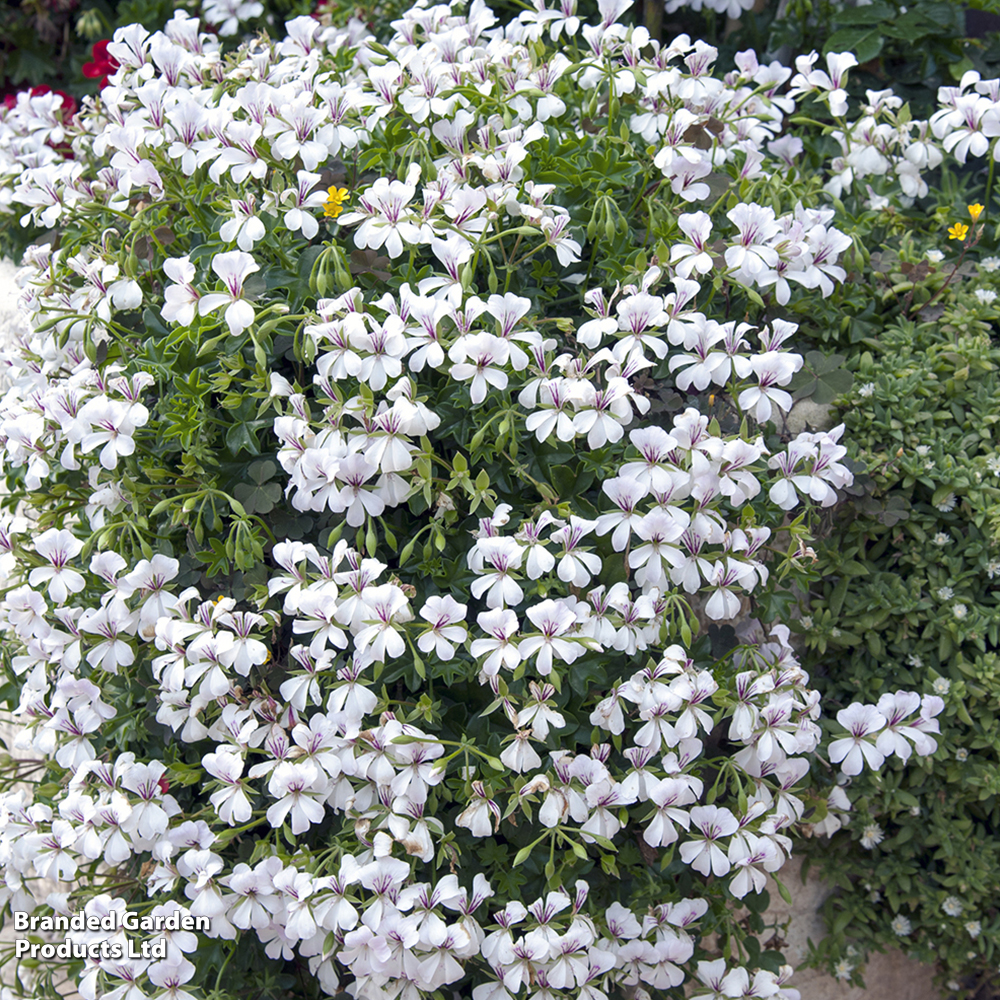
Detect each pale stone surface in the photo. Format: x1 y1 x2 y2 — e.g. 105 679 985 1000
765 858 943 1000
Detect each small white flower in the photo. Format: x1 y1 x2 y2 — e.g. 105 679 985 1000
953 603 968 619
925 249 945 263
860 822 883 849
933 532 950 546
936 586 954 601
955 747 969 762
857 382 875 398
833 960 854 981
980 256 1000 272
891 915 911 935
975 288 998 305
908 654 923 668
966 920 982 939
933 677 951 695
799 615 814 629
988 559 1000 579
943 896 964 917
935 493 957 512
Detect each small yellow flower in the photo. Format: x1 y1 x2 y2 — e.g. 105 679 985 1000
969 203 985 222
948 222 970 241
324 186 349 219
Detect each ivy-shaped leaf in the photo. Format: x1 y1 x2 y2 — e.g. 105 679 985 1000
233 459 282 513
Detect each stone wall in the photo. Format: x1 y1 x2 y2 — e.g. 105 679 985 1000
763 858 942 1000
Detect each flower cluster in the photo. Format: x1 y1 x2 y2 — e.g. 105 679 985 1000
0 2 962 999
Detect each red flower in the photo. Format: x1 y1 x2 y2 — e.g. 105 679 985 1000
157 775 170 795
82 39 120 90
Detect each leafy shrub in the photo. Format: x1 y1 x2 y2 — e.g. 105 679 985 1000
802 243 1000 995
0 4 969 1000
0 0 319 104
662 0 1000 118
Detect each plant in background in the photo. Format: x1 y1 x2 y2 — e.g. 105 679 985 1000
799 211 1000 996
659 0 1000 119
0 3 991 1000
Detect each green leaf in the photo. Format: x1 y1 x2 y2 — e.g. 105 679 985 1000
773 876 793 905
824 26 884 63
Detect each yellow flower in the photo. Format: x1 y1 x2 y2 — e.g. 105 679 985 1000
948 222 970 241
324 186 349 219
969 203 985 222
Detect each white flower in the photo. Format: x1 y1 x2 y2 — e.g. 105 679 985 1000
953 603 968 619
833 960 854 981
679 805 738 877
891 915 911 935
860 823 883 849
79 397 141 470
975 288 998 304
203 748 253 825
925 249 945 263
220 195 266 252
198 250 259 336
936 586 954 600
933 677 951 695
448 333 511 405
417 595 468 660
517 599 582 676
933 532 950 546
981 256 1000 272
471 537 525 609
29 528 85 604
266 761 327 835
499 732 542 773
202 0 263 36
339 175 426 259
470 609 521 676
857 382 875 397
455 781 499 837
161 255 200 326
354 584 412 662
935 493 957 512
828 703 886 775
955 747 969 762
943 896 964 917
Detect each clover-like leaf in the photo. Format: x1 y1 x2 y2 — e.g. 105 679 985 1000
350 249 391 280
233 460 282 513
